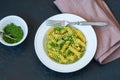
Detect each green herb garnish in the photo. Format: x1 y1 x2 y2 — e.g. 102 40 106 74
54 27 64 31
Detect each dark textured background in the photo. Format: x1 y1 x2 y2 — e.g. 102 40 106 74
0 0 120 80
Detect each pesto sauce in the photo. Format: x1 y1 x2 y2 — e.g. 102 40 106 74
3 23 23 44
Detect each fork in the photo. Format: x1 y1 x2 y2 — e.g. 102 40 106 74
0 31 16 40
46 20 108 26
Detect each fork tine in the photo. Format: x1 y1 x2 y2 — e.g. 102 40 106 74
46 20 66 26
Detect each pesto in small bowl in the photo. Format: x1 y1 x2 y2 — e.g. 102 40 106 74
0 15 28 46
3 23 23 44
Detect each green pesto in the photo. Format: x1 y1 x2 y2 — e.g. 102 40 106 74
3 23 23 44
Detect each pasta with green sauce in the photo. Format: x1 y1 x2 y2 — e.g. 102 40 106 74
44 25 86 64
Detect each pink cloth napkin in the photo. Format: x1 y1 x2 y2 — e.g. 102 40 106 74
54 0 120 64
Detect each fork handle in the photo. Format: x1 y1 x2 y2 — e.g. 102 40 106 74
70 21 108 26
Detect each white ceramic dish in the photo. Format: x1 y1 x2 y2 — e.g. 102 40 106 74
34 13 97 73
0 15 28 46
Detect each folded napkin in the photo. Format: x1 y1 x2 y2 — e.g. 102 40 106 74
54 0 120 64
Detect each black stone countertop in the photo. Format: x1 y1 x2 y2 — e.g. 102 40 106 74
0 0 120 80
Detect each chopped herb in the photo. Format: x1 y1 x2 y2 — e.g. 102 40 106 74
54 27 64 31
50 43 56 48
54 55 60 62
66 49 71 56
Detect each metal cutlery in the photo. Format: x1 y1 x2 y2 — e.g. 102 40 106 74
46 20 108 26
0 31 16 40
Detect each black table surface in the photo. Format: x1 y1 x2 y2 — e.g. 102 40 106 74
0 0 120 80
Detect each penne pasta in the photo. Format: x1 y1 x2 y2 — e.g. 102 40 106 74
69 46 81 58
45 25 86 64
61 41 70 53
72 28 86 43
75 38 86 47
47 28 54 35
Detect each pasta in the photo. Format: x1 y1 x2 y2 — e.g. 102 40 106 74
44 25 86 64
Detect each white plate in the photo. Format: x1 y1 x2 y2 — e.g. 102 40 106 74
34 13 97 73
